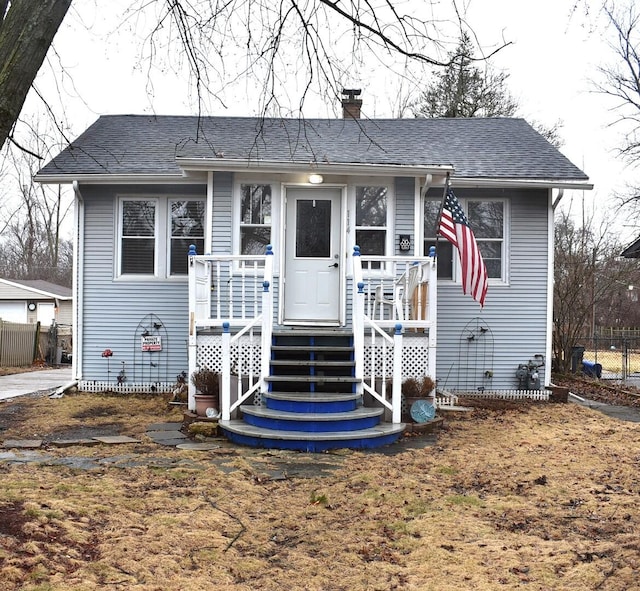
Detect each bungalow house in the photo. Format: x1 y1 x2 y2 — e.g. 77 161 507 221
35 93 591 450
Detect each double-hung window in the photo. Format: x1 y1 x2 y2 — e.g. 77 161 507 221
240 184 272 255
424 198 453 279
466 200 504 279
355 186 388 262
118 196 205 278
423 196 505 281
169 200 205 275
120 199 157 275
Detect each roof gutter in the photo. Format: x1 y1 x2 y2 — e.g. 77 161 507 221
449 178 593 191
176 158 455 178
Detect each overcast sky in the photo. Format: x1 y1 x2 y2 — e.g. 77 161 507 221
17 0 640 243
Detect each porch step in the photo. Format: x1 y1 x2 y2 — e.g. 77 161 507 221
265 375 359 383
241 405 383 432
265 391 360 413
269 360 355 368
219 420 405 452
218 329 404 452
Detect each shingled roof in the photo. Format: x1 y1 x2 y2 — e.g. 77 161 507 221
36 114 589 183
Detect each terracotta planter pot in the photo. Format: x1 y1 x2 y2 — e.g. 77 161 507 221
194 394 219 417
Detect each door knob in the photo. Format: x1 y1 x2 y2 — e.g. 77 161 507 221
328 262 338 268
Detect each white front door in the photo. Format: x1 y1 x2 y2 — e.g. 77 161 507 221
283 187 342 324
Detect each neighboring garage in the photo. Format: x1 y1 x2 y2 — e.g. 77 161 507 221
0 300 27 323
0 278 72 326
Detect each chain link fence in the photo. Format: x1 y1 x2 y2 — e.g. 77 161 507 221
571 336 640 386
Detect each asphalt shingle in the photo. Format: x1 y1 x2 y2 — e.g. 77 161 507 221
37 114 589 181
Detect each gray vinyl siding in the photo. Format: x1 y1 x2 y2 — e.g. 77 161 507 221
57 300 73 326
394 177 415 255
432 187 550 390
212 172 233 252
0 283 33 299
79 183 206 384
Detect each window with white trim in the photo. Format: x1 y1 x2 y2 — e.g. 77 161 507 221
118 196 205 278
169 200 205 275
120 199 157 275
355 185 388 260
424 198 453 280
240 184 272 255
467 200 504 279
423 196 505 281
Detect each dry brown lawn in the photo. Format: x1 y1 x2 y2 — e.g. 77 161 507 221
1 390 639 590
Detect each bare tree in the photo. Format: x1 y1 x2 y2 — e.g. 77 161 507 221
2 1 513 151
0 0 71 150
0 121 73 285
553 209 638 372
596 2 640 164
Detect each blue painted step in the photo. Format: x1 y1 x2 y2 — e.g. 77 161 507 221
218 330 405 451
219 420 405 452
265 391 359 413
240 405 383 432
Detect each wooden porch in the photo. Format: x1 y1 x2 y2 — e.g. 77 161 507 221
187 245 437 450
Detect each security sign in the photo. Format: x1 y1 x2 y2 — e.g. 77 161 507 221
141 335 162 351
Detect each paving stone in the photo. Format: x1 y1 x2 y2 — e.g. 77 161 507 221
146 430 187 441
147 422 184 431
92 435 141 444
153 438 190 447
176 442 221 451
0 450 53 463
49 439 100 448
3 439 43 449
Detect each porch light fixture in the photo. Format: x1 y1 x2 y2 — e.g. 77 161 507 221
308 173 324 184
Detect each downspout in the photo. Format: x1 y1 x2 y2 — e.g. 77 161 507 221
545 188 563 387
71 181 84 385
552 188 564 210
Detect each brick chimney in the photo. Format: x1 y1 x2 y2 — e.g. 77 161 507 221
341 88 362 119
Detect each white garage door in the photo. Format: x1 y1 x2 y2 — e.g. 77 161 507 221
37 303 55 326
0 301 27 323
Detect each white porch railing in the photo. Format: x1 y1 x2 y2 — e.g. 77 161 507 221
187 244 437 426
352 246 438 424
187 245 274 418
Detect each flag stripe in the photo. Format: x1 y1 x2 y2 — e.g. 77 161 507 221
438 187 488 307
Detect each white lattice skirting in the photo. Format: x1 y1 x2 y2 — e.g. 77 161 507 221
79 381 175 394
446 389 550 402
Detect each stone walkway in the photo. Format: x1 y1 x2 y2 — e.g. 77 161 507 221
0 419 441 477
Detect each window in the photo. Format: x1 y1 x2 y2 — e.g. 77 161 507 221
170 200 205 275
424 198 453 280
467 200 504 279
355 186 388 259
240 184 272 255
118 196 205 278
423 196 505 281
121 199 156 275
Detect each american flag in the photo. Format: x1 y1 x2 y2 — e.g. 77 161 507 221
438 187 488 307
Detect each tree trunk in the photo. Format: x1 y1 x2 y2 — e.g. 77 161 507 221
0 0 71 148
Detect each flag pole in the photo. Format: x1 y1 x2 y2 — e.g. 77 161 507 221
435 172 451 251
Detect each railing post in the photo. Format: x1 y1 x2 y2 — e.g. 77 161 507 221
261 245 274 396
352 246 364 396
221 321 231 421
187 244 198 412
427 246 438 389
393 323 403 424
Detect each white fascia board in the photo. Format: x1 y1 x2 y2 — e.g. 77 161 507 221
33 174 200 185
449 177 594 190
176 158 455 177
